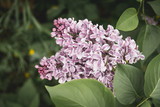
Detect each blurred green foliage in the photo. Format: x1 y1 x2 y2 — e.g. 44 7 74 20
0 0 159 107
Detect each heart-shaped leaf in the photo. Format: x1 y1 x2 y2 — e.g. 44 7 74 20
116 98 136 107
144 54 160 106
18 79 39 107
46 79 115 107
140 101 151 107
116 8 139 31
148 0 160 16
113 64 144 105
137 25 160 60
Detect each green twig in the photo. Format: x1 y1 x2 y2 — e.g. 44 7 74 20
142 0 147 24
137 0 142 14
142 0 145 15
136 97 149 107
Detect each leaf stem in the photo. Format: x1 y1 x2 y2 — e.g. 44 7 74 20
137 0 142 14
142 0 147 24
136 97 149 107
142 0 145 15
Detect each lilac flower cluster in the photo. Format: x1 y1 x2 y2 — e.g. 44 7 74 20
141 14 158 25
35 18 144 91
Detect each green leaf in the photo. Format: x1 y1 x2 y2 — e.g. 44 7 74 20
116 8 139 31
136 25 145 52
157 45 160 53
137 0 142 3
29 94 39 107
46 79 115 107
15 0 19 28
140 101 151 107
23 5 27 25
6 101 22 107
144 54 160 106
113 64 144 105
18 79 39 107
152 99 160 107
148 0 160 16
116 98 136 107
137 25 160 60
31 16 42 31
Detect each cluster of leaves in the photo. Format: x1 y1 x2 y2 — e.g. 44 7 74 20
45 0 160 107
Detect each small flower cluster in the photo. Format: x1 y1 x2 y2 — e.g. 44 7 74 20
141 14 158 25
35 18 144 91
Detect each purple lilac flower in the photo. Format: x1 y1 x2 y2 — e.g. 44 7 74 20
141 14 158 25
35 18 144 91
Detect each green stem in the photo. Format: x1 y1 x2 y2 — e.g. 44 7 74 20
142 0 147 24
137 0 142 14
105 56 109 66
142 0 145 15
136 97 149 107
